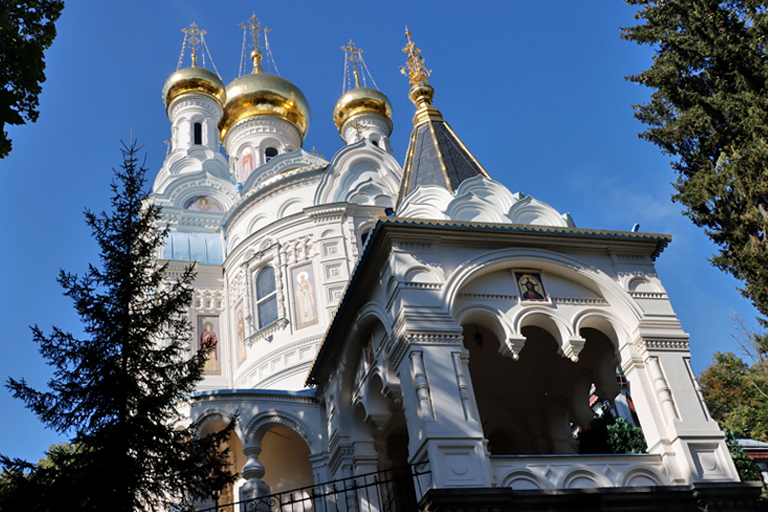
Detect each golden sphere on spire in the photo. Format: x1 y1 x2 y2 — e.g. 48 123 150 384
162 66 225 114
333 87 392 134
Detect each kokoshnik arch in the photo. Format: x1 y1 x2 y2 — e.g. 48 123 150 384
153 18 760 512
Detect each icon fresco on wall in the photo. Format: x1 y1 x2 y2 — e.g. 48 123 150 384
364 336 374 372
235 301 246 365
197 315 221 375
292 263 318 330
515 272 547 302
240 146 254 183
184 195 224 212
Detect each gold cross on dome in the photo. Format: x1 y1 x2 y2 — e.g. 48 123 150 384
348 118 368 140
400 26 431 86
239 14 271 52
181 22 206 67
341 40 364 87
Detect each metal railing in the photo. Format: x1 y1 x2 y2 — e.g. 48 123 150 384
200 463 430 512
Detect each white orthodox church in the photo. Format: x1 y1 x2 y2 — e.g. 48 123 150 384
154 19 761 512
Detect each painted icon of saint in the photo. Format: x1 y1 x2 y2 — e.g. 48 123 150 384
296 271 315 324
200 320 219 372
516 273 547 302
240 147 254 182
237 308 246 362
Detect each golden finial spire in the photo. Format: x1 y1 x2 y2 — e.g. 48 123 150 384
181 22 206 67
400 26 431 87
341 40 364 89
239 14 271 74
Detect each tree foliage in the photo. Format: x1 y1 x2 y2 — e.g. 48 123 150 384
0 0 63 158
622 0 768 324
578 404 648 454
1 141 235 512
723 428 763 483
700 350 768 441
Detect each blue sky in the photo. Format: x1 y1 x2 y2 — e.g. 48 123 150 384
0 1 759 463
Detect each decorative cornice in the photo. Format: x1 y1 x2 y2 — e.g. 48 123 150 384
457 293 516 301
169 96 221 119
401 282 442 290
244 317 289 346
634 337 690 353
550 297 609 306
629 291 668 299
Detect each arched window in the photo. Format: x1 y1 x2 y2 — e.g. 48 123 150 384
256 267 278 329
194 122 202 145
265 147 278 162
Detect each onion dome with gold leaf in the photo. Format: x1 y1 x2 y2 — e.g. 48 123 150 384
162 63 225 116
333 86 392 137
219 49 311 143
334 41 392 141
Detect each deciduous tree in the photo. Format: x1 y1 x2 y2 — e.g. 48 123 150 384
0 0 63 158
700 351 768 441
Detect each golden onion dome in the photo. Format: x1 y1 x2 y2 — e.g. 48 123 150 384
162 66 225 114
219 70 311 142
333 87 392 134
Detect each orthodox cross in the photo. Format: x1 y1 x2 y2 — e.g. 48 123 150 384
348 118 368 141
181 22 206 67
341 40 364 89
400 26 431 86
239 14 271 53
311 147 325 159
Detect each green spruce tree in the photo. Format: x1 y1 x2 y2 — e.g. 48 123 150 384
621 1 768 329
1 140 235 512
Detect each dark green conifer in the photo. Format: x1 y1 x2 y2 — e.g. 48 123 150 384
2 140 235 512
622 1 768 325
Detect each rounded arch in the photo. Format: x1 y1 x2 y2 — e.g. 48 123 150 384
165 176 236 211
351 302 394 342
247 213 273 236
558 467 610 489
403 265 441 284
194 408 243 441
512 307 573 352
321 228 340 238
572 309 628 351
627 276 660 293
500 470 552 490
442 248 643 326
228 234 242 253
258 136 285 156
278 197 308 219
454 304 514 348
243 410 321 453
619 466 669 487
314 147 401 206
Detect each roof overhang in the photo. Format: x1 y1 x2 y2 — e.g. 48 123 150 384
305 218 671 387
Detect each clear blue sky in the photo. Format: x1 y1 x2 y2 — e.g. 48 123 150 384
0 1 758 463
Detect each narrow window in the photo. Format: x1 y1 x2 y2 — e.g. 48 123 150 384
371 139 378 147
256 267 278 329
265 147 278 162
194 122 202 145
360 229 372 246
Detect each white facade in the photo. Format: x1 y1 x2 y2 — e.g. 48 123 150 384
152 34 745 511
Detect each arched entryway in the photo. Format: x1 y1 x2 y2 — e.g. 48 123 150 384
461 321 628 455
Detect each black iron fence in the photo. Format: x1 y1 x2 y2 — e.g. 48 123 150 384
199 463 430 512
